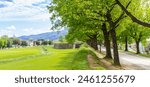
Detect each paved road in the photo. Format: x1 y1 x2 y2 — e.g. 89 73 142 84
100 47 150 70
119 52 150 70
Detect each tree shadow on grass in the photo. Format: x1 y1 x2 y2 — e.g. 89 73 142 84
53 49 91 70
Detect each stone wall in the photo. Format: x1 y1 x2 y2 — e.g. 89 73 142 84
54 43 73 49
74 43 82 48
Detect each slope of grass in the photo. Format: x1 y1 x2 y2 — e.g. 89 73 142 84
71 47 105 70
0 46 105 70
128 51 150 58
71 48 92 70
139 54 150 58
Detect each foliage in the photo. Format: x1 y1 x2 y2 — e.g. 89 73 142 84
21 40 28 46
13 38 21 46
41 41 49 45
117 29 133 44
59 36 65 42
126 22 150 44
48 40 52 45
48 0 104 43
48 0 150 65
35 41 41 46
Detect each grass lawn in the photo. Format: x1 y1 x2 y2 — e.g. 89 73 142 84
0 46 93 70
128 51 150 58
139 54 150 58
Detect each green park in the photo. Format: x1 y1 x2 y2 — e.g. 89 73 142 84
0 0 150 70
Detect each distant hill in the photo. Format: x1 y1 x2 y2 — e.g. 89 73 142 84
18 29 68 41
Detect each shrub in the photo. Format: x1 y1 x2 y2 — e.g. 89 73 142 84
21 41 28 46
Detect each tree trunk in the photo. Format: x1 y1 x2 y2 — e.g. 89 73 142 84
87 35 98 50
136 41 140 54
86 40 91 46
102 23 112 59
111 29 121 66
125 36 128 51
91 35 98 50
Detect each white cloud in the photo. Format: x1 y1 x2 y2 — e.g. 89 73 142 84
0 25 17 36
31 13 51 21
23 28 34 32
0 1 13 6
0 29 9 36
0 0 50 21
0 30 14 37
14 0 45 4
22 28 50 36
0 27 50 37
7 25 16 30
0 0 52 37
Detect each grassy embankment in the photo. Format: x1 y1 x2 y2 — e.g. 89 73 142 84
0 46 104 70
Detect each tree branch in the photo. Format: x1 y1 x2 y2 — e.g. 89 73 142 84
109 2 117 12
116 0 150 28
114 0 131 25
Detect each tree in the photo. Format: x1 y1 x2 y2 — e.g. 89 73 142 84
21 40 28 47
126 23 150 54
41 40 49 45
0 35 8 49
35 41 41 46
48 0 123 65
7 38 13 48
0 38 5 49
117 29 133 51
13 38 21 48
48 40 52 45
48 0 104 50
59 36 65 42
101 23 112 59
48 0 150 66
116 0 150 54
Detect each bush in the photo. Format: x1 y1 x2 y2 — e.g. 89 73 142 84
35 41 41 46
41 41 49 45
21 41 28 46
48 41 52 45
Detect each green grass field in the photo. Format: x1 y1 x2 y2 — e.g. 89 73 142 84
0 46 93 70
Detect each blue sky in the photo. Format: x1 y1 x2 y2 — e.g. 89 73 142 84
0 0 52 37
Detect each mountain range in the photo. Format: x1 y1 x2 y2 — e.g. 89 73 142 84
18 29 68 41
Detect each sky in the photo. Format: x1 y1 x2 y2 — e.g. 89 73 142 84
0 0 52 37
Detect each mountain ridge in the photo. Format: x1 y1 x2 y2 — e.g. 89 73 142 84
18 29 68 40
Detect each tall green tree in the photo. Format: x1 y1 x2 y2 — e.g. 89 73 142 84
48 0 150 66
48 0 113 57
126 23 150 54
0 35 8 49
117 29 133 51
48 0 104 50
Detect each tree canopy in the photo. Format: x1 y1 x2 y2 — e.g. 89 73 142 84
48 0 150 66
